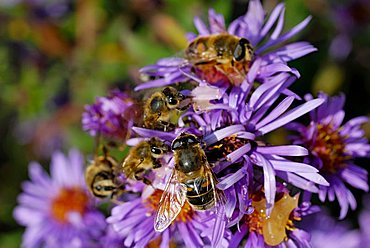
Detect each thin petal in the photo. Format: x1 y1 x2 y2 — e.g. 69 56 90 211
258 98 325 135
256 145 308 156
204 125 245 145
251 152 276 216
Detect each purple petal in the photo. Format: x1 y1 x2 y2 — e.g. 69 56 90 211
257 16 312 53
341 166 368 191
277 172 319 193
251 152 276 216
249 72 289 109
243 0 265 44
264 42 317 62
203 125 245 145
218 167 247 190
255 96 295 129
258 98 325 135
226 144 252 163
256 145 308 156
194 16 210 35
270 7 285 39
258 3 285 42
228 224 248 248
132 127 176 141
224 187 237 218
269 159 318 173
211 210 226 248
247 57 262 84
208 9 226 33
295 172 329 186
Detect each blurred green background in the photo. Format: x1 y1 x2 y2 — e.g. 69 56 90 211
0 0 369 247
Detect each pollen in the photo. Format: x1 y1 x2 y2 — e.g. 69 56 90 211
51 187 89 224
206 135 251 161
311 124 349 174
144 190 194 223
244 192 299 246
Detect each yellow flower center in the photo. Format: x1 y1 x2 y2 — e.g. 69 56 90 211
144 190 194 223
312 124 349 174
51 187 89 224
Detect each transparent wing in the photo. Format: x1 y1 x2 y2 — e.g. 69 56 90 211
188 55 221 65
121 154 145 179
154 170 187 232
204 163 226 209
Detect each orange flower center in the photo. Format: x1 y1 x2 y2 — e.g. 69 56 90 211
51 187 89 224
311 124 348 174
144 190 194 223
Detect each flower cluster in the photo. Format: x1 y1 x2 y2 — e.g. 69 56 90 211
14 0 369 247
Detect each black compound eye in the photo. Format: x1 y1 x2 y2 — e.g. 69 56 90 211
167 97 178 106
151 147 162 155
95 185 103 191
233 38 248 61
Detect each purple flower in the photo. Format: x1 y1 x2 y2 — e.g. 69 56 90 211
173 83 328 216
288 92 370 219
82 90 140 141
130 85 328 244
137 0 316 91
107 188 230 247
13 149 107 248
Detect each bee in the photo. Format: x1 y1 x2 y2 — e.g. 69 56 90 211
154 133 224 232
85 147 124 199
143 86 190 131
121 137 169 185
185 34 254 86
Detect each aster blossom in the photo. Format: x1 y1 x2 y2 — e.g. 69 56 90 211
130 86 328 247
13 149 108 248
132 76 329 220
288 92 370 219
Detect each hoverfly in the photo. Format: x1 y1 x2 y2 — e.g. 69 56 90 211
154 133 224 232
121 137 169 185
185 34 254 87
143 86 191 131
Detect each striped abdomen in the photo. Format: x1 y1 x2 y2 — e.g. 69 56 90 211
184 177 215 210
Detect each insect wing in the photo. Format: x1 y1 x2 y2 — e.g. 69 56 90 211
204 163 226 209
154 170 186 232
187 54 221 65
121 153 142 179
